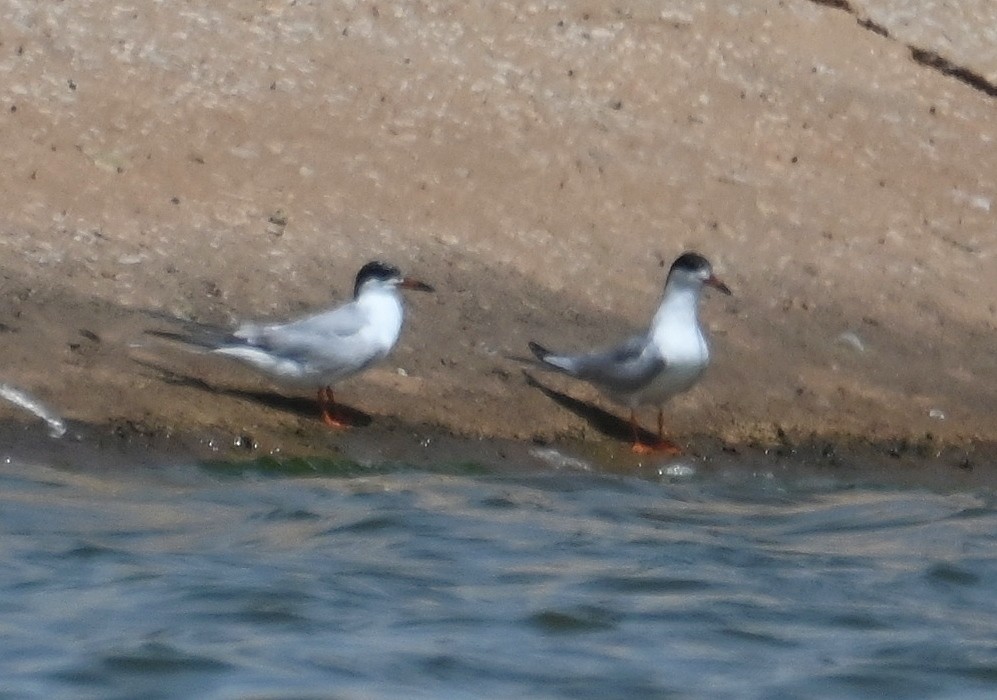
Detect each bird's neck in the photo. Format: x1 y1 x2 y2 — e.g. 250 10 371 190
652 283 700 331
650 283 705 359
357 287 405 341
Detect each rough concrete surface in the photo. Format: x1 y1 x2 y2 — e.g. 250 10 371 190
0 1 994 461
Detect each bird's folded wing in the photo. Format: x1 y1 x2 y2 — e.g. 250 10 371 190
233 304 377 372
572 336 666 392
237 302 365 342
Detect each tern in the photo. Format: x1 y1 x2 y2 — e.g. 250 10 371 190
528 252 731 454
148 261 433 428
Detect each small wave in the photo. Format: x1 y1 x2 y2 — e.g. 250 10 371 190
0 383 67 438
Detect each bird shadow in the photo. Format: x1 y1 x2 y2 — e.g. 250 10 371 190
522 370 658 445
132 358 373 427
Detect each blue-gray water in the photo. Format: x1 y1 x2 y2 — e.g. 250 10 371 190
2 455 996 699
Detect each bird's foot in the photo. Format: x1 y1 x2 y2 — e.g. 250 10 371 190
631 439 682 456
320 408 353 430
317 387 352 429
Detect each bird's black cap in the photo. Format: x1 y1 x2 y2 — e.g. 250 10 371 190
354 261 401 298
670 252 712 274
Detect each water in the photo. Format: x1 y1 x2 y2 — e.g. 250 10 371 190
2 454 996 699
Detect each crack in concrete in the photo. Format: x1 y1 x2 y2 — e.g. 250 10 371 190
909 48 997 97
809 0 997 97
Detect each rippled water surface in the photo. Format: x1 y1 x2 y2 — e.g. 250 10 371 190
2 455 996 699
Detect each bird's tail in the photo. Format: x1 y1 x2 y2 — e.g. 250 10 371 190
527 341 576 374
527 341 551 362
144 323 233 351
145 328 197 345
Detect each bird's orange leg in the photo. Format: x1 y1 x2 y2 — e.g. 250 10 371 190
630 408 682 455
630 410 654 454
655 408 682 455
317 386 352 429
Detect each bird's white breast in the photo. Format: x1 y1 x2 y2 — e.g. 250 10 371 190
357 287 405 353
634 288 710 406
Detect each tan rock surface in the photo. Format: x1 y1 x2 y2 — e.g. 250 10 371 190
849 0 997 87
0 1 994 458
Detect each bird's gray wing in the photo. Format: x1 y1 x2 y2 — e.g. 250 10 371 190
232 302 373 369
567 335 666 393
240 301 363 344
145 302 380 382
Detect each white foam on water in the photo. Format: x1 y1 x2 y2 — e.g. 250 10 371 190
0 384 67 438
660 463 697 478
529 447 592 472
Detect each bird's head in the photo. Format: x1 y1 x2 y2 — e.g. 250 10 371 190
353 261 435 298
667 252 732 296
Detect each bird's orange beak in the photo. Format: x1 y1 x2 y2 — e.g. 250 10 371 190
706 275 732 296
399 277 434 293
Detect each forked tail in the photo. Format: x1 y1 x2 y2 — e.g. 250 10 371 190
527 341 576 374
527 341 551 362
144 324 234 352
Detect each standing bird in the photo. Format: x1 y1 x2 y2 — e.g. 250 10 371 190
528 252 731 454
148 261 433 428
